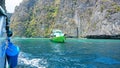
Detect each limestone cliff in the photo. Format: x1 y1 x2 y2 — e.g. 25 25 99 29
10 0 120 37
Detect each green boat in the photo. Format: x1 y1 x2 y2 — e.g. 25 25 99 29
50 29 66 43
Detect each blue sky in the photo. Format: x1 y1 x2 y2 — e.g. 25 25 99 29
5 0 23 13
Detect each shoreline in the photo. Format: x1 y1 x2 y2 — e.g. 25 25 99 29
11 34 120 39
84 35 120 39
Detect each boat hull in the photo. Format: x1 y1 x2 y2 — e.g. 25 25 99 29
50 36 65 43
0 41 6 68
0 16 6 68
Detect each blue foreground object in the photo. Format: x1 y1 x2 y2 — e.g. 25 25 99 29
6 42 19 68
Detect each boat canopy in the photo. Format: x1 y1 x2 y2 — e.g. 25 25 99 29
51 29 64 37
52 29 62 33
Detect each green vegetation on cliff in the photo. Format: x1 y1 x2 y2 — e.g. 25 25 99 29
10 0 120 37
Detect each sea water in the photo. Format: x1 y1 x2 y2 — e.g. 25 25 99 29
12 38 120 68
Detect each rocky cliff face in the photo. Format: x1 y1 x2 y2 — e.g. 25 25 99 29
74 0 120 36
10 0 120 37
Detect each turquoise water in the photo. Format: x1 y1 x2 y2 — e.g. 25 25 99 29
12 38 120 68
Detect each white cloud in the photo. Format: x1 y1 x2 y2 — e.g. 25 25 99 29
5 0 23 13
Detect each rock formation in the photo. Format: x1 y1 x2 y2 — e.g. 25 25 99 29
10 0 120 38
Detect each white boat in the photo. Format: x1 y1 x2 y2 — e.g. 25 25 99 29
0 6 7 68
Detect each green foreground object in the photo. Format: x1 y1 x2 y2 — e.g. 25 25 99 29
50 29 66 43
50 36 65 43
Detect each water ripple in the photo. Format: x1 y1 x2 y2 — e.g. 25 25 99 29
94 57 120 64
